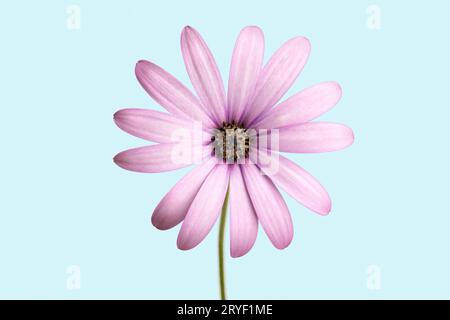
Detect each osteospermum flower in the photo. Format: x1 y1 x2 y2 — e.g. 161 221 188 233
114 26 353 278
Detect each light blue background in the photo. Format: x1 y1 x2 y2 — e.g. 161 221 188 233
1 0 449 299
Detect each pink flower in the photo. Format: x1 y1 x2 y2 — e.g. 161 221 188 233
114 26 354 258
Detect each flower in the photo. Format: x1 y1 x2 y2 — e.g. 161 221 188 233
114 26 354 258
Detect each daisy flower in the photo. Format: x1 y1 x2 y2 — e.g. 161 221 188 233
114 26 354 298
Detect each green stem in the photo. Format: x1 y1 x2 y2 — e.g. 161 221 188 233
218 185 230 300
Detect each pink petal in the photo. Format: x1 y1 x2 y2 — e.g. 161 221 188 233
229 165 258 258
151 157 217 230
181 26 227 124
242 36 311 126
135 60 216 128
276 122 354 153
177 164 230 250
113 143 210 173
114 108 210 144
241 164 293 249
253 82 342 129
227 26 264 123
256 151 331 215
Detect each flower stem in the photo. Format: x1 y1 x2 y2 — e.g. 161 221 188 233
218 185 230 300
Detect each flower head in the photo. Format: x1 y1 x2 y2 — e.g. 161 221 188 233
114 26 354 257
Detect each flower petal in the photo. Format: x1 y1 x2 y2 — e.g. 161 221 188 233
229 165 258 258
276 122 354 153
227 26 264 123
114 108 210 144
177 164 230 250
151 157 217 230
242 36 311 126
256 151 331 215
135 60 215 128
181 26 227 124
241 164 293 249
253 82 342 129
113 143 210 173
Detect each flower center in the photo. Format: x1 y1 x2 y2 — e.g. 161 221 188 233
212 122 250 162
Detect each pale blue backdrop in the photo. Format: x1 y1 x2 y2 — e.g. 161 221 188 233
1 0 449 299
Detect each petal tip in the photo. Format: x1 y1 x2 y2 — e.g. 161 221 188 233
270 227 294 250
113 109 125 125
151 211 162 229
292 36 311 49
176 237 195 251
349 127 355 145
243 25 263 35
341 125 355 149
330 81 342 96
112 153 123 167
230 245 252 258
318 203 332 216
273 237 293 250
230 251 244 258
135 59 148 71
313 192 332 216
151 215 171 231
113 110 120 122
182 25 196 38
113 151 132 171
135 60 154 81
